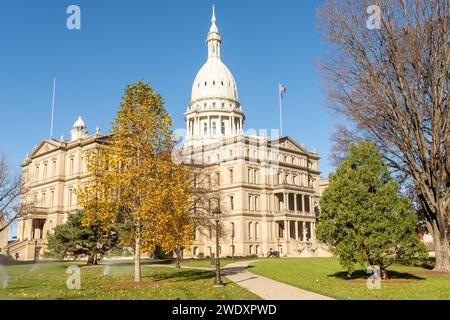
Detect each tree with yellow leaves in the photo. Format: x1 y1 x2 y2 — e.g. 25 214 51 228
78 81 192 282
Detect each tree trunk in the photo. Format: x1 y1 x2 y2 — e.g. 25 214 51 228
432 222 450 271
134 232 141 282
87 252 96 266
174 246 182 269
379 264 388 280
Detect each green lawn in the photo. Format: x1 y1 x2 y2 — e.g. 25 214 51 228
0 261 259 300
250 258 450 300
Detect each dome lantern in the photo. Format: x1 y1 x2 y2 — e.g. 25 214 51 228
71 116 88 141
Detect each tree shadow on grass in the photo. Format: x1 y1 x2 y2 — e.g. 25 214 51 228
144 269 214 283
328 270 425 281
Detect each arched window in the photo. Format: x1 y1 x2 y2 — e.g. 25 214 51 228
249 245 253 254
256 245 260 255
248 222 252 239
255 222 259 239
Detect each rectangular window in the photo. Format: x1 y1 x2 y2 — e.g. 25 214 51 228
43 163 48 179
50 191 55 206
216 172 220 186
297 195 303 212
230 196 234 210
304 195 311 213
229 169 234 183
52 160 56 176
69 158 74 175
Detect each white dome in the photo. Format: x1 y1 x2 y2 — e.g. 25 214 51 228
73 116 85 128
191 58 238 102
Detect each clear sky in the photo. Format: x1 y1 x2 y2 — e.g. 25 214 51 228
0 0 338 178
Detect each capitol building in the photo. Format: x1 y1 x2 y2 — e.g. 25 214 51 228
5 7 329 261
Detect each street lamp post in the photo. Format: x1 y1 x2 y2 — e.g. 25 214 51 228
213 208 224 287
277 237 281 258
231 234 235 261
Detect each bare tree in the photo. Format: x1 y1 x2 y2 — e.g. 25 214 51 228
181 164 227 259
187 164 225 234
330 124 363 167
0 154 22 233
317 0 449 270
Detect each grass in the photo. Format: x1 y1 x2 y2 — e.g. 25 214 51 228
0 261 260 300
250 258 450 300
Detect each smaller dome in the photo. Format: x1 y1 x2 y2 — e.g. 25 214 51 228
73 116 85 128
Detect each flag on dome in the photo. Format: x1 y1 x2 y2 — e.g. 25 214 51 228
279 84 287 98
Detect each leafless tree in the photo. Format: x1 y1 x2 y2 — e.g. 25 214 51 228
0 154 30 234
187 164 226 238
317 0 449 270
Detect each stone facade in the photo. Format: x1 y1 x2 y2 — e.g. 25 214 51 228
180 134 325 258
7 123 104 261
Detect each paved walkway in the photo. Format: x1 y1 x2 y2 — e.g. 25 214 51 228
222 261 334 300
147 260 334 300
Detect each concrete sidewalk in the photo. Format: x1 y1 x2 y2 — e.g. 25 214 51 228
222 261 334 300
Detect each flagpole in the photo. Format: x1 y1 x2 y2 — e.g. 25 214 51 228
279 83 283 137
50 77 56 139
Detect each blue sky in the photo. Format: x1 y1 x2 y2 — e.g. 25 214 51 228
0 0 339 178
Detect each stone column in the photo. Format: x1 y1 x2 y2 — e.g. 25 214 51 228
295 221 299 240
302 221 307 242
285 220 289 239
188 119 191 139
